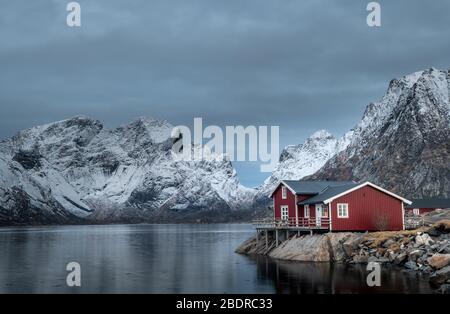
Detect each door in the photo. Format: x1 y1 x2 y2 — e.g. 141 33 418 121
315 204 323 226
281 206 289 221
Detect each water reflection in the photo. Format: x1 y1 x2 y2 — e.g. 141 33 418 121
0 224 433 294
252 255 433 294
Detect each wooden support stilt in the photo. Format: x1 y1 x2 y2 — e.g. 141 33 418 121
265 230 268 250
275 229 279 247
256 230 259 244
286 230 289 240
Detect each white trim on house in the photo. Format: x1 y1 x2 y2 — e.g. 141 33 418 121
272 197 275 220
269 180 297 197
315 204 323 226
323 182 412 205
402 203 406 230
337 203 349 218
295 195 299 225
329 201 333 231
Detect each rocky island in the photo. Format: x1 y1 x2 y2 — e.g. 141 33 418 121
236 213 450 294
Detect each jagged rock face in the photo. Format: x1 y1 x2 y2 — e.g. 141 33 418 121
0 116 255 224
253 130 351 208
310 68 450 198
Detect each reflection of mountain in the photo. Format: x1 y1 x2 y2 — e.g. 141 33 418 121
252 255 432 294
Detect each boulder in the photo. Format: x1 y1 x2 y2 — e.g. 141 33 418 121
269 235 331 262
382 238 396 248
387 250 397 262
422 266 434 274
326 233 354 262
394 252 407 265
342 234 363 257
427 254 450 270
353 254 369 264
429 266 450 286
408 250 423 262
376 248 386 257
387 242 401 253
404 261 418 270
438 242 450 254
415 233 434 246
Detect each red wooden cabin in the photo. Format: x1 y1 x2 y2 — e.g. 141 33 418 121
405 198 450 216
269 180 412 232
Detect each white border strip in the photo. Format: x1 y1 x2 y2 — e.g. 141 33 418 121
323 181 412 205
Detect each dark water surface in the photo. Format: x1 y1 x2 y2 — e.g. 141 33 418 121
0 224 432 293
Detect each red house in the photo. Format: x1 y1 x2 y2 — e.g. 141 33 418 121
405 198 450 216
268 180 412 232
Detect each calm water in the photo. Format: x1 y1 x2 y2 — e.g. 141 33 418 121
0 224 433 294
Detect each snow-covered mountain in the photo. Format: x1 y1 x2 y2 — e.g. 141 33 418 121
310 67 450 198
254 67 450 208
2 68 448 224
253 129 351 207
0 116 255 224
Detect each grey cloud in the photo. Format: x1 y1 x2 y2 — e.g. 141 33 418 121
1 0 450 186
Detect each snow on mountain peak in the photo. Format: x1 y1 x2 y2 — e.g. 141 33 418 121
117 116 174 144
310 129 334 139
254 129 350 205
0 116 256 224
310 67 450 198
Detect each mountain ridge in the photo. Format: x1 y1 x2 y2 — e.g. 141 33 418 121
0 116 256 225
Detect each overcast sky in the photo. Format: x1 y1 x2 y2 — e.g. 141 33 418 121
1 0 450 187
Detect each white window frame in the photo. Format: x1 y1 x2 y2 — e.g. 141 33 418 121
337 203 349 218
281 205 289 221
281 186 287 199
321 205 328 218
304 205 310 218
413 208 420 216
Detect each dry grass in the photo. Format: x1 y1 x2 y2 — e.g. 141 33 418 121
363 219 450 250
364 227 428 247
363 219 450 247
432 219 450 232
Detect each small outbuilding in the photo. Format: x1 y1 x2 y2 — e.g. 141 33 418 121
405 198 450 216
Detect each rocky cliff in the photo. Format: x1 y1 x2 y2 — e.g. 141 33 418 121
310 68 450 198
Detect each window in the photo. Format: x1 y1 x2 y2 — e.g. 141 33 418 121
304 205 310 218
337 203 349 218
413 208 420 216
321 205 328 218
281 186 287 199
281 206 289 220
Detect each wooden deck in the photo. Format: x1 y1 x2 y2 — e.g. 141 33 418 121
251 217 330 248
252 217 330 231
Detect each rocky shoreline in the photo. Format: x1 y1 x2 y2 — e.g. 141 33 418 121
236 220 450 294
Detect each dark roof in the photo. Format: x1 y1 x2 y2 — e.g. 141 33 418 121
405 198 450 209
299 183 360 205
281 180 355 195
